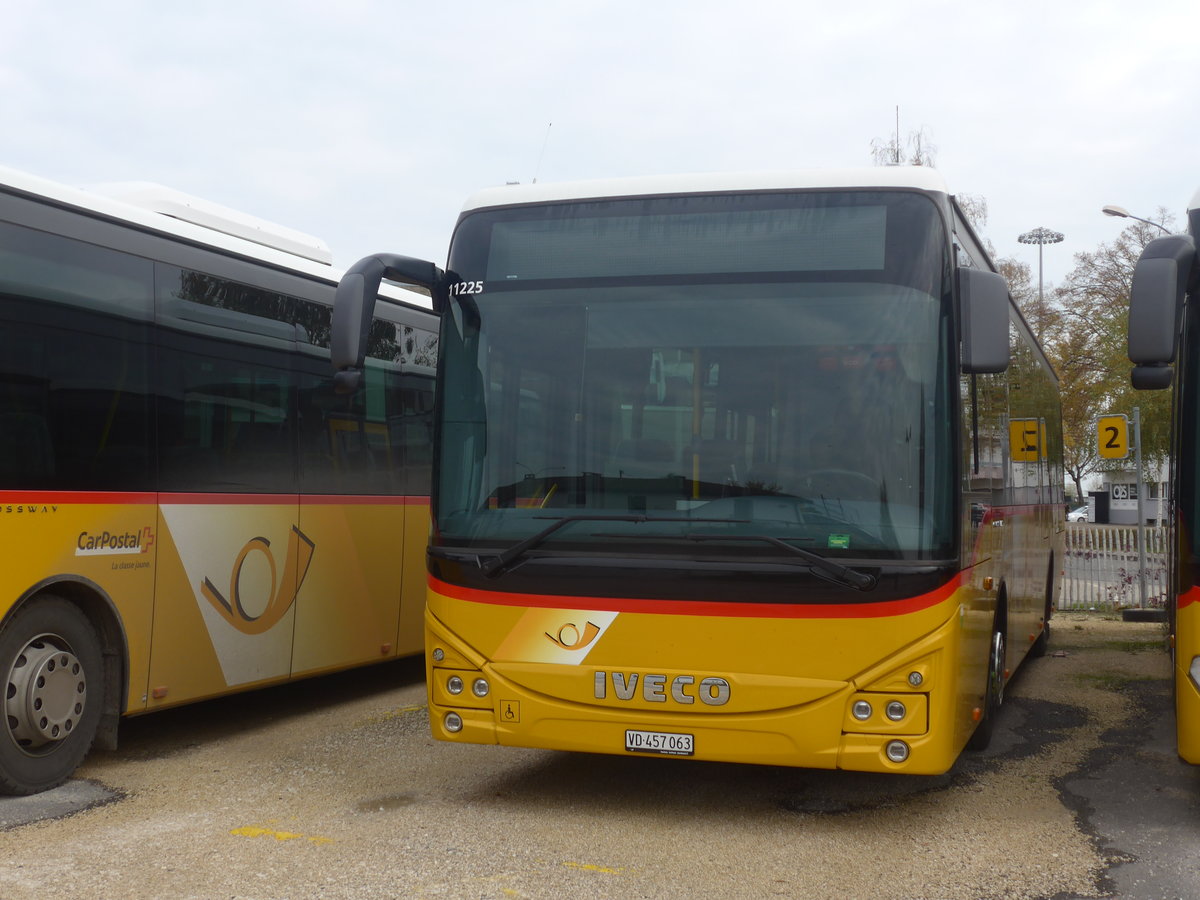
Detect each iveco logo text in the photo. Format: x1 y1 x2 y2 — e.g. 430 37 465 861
75 527 154 556
593 671 731 705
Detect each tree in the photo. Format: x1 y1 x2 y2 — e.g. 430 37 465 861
1052 216 1175 497
1050 323 1113 503
957 194 990 234
864 128 1171 500
997 257 1095 502
999 218 1176 504
997 257 1036 317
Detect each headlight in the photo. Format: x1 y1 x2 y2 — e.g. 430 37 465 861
446 675 464 695
852 700 873 721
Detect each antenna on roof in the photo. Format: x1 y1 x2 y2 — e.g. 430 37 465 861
533 122 552 184
895 105 901 165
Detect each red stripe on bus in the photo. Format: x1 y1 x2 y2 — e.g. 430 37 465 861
159 493 295 505
300 495 429 506
428 573 964 619
162 493 429 506
0 490 428 506
1180 587 1200 610
0 490 157 505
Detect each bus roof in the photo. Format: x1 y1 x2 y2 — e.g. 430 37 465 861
89 181 333 265
0 163 337 267
461 167 951 213
0 162 430 310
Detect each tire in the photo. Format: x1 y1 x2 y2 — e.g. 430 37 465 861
0 596 103 795
1030 617 1050 657
1031 562 1054 658
966 621 1005 752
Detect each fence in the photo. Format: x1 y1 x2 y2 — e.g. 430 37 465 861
1059 523 1169 611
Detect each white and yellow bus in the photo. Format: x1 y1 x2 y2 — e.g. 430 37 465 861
333 169 1064 775
0 167 436 794
1127 188 1200 762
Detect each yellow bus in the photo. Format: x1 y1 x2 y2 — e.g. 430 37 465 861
0 166 436 794
1127 188 1200 762
332 169 1064 774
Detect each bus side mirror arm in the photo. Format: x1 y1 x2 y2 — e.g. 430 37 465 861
331 253 446 394
1128 234 1195 391
959 268 1010 374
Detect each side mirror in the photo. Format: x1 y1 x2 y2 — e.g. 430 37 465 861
1131 365 1174 390
1128 234 1195 390
959 268 1011 374
331 253 445 393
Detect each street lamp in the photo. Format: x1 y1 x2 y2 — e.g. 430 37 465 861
1101 204 1171 236
1017 226 1065 340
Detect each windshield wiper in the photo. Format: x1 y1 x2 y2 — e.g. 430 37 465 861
479 514 741 578
683 534 878 592
475 517 876 591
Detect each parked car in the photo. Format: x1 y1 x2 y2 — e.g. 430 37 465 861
1067 505 1089 523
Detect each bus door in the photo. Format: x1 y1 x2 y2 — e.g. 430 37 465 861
290 348 406 675
289 320 435 674
148 273 301 705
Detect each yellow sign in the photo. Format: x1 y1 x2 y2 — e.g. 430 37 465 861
1009 419 1043 462
1097 415 1130 459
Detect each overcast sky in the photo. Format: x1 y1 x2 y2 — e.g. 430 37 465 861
3 1 1198 288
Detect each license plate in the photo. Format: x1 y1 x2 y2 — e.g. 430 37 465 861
624 729 694 756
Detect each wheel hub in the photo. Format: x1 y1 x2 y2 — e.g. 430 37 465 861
990 630 1006 707
5 636 87 753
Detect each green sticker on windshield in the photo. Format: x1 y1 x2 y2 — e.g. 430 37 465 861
828 534 851 550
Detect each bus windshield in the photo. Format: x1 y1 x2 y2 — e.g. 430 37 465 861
437 189 955 562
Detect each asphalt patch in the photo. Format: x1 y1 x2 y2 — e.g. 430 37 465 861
774 696 1086 816
0 778 122 830
1056 678 1200 900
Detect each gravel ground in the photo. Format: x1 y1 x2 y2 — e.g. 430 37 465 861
0 613 1178 899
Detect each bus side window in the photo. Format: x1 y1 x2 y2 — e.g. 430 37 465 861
0 221 154 491
0 411 54 483
297 314 436 497
395 373 435 496
156 265 297 494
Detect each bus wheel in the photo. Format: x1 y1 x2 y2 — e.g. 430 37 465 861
0 597 103 795
1031 561 1054 658
967 623 1005 752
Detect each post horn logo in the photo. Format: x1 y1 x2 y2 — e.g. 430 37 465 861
201 526 315 635
545 621 602 651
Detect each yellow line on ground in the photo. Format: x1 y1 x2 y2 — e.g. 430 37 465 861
230 825 335 845
562 861 627 875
